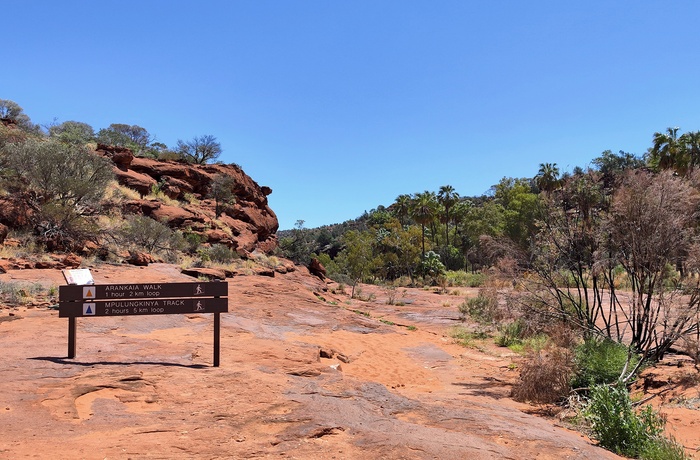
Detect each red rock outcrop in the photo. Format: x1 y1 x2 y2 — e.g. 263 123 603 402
112 168 157 195
0 223 8 245
0 194 33 228
97 144 134 167
308 258 327 280
96 145 279 255
126 251 157 266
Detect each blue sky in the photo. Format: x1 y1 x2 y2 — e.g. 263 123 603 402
3 1 700 230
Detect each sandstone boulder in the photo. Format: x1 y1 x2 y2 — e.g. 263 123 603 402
309 258 327 280
126 251 156 266
0 223 8 245
0 195 33 228
62 254 82 268
113 168 157 196
205 229 234 246
97 144 134 167
122 199 162 215
181 267 227 280
150 204 207 228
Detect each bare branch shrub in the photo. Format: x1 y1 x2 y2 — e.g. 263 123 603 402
511 346 575 404
510 170 700 362
606 171 700 360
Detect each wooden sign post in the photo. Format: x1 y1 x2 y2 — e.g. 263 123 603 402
59 281 228 367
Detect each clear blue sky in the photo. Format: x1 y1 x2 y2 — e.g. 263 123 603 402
3 1 700 230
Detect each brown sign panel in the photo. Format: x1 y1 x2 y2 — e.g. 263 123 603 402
59 282 228 301
59 297 228 318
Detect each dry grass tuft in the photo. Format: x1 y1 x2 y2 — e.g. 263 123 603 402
104 181 141 202
511 346 574 404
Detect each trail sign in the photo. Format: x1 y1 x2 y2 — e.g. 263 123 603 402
59 281 227 301
59 297 228 317
59 281 228 366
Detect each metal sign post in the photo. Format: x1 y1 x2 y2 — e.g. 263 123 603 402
59 281 228 367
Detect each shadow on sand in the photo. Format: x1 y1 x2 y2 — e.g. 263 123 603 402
29 356 209 369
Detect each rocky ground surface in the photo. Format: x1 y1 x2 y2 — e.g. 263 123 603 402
1 264 697 459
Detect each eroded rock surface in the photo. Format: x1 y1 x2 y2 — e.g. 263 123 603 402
97 146 278 255
0 265 623 459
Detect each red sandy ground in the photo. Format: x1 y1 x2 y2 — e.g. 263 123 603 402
0 263 697 459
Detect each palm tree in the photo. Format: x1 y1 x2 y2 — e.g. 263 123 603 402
438 185 459 248
535 162 560 193
451 199 472 270
393 194 412 226
680 130 700 175
648 127 684 174
410 191 437 259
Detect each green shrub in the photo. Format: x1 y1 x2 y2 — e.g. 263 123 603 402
445 270 469 286
352 287 376 302
183 231 205 252
506 333 551 355
459 290 498 323
2 138 114 249
449 326 487 347
446 271 487 287
495 320 524 347
421 251 445 282
584 383 687 459
572 338 640 389
118 215 179 253
0 280 47 305
639 436 689 460
201 244 236 264
465 273 487 287
314 252 343 283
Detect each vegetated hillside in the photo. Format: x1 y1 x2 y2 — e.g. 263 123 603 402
0 114 278 270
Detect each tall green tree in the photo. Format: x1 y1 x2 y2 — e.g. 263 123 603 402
535 162 560 193
680 130 700 174
388 224 422 283
0 99 39 133
49 121 95 146
279 220 313 264
392 194 412 226
438 185 459 247
410 191 437 259
96 123 154 155
458 200 506 270
493 177 539 250
647 127 684 174
337 230 376 298
209 174 236 217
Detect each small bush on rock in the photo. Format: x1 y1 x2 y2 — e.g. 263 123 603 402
116 215 184 255
584 383 688 459
199 244 236 264
459 288 500 323
572 338 640 389
511 346 574 404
